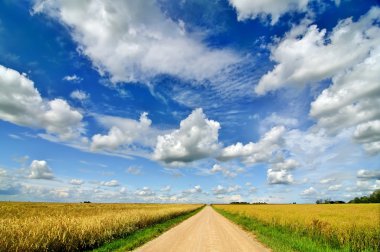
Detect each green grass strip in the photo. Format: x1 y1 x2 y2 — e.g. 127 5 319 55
213 207 353 252
92 206 204 252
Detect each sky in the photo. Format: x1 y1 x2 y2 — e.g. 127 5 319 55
0 0 379 204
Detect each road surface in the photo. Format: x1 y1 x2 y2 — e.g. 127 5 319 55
135 206 270 252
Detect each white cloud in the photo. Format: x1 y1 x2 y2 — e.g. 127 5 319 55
154 108 221 165
63 74 82 83
91 112 154 151
355 180 379 192
126 166 141 175
218 126 285 164
228 0 310 25
353 120 380 155
215 194 243 203
8 134 22 140
135 187 155 197
101 180 119 187
209 164 237 178
328 184 342 191
284 128 353 169
260 113 298 133
256 7 380 95
310 46 380 154
28 160 54 180
301 186 317 196
50 188 70 198
0 168 7 177
212 185 227 195
0 65 84 140
267 169 293 185
70 90 89 101
270 159 299 171
357 169 380 180
182 185 202 195
43 99 84 140
69 179 84 185
266 158 298 185
33 0 239 83
310 47 380 130
320 178 335 184
212 185 241 195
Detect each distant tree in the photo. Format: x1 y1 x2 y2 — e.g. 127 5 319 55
369 189 380 202
348 189 380 203
316 199 345 204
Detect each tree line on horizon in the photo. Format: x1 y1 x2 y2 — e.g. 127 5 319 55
316 189 380 204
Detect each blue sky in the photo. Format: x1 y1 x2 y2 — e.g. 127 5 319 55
0 0 379 203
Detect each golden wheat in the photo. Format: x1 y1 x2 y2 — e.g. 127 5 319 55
0 202 202 252
213 204 380 251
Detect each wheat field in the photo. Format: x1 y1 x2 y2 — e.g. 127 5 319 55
0 202 202 252
213 204 380 251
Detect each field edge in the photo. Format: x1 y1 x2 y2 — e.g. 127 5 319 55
91 205 205 252
212 206 353 252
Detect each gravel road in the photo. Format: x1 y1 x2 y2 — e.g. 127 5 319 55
135 206 270 252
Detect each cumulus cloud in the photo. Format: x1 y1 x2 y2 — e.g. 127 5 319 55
101 180 119 187
301 186 317 196
260 9 380 154
357 169 380 180
154 108 221 165
0 65 84 140
327 184 342 191
256 7 380 95
63 74 82 83
320 178 335 184
353 120 380 155
310 47 380 154
271 158 299 171
91 112 154 151
296 8 380 156
212 185 241 195
267 169 294 185
70 90 89 101
135 187 155 197
266 158 298 184
218 126 285 164
33 0 239 83
209 164 238 178
69 179 84 185
355 180 380 192
310 47 380 128
182 185 202 195
228 0 310 24
28 160 54 180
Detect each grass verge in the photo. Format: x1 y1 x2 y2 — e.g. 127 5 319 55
213 207 355 252
91 206 204 252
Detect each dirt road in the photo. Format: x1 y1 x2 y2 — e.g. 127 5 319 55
135 206 270 252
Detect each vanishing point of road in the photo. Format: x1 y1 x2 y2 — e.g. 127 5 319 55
135 206 270 252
